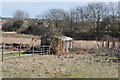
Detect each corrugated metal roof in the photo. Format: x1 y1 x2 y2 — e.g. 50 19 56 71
58 36 73 41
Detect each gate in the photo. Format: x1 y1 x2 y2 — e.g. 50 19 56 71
40 45 51 54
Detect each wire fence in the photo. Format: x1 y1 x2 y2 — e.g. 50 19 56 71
1 40 120 62
0 43 51 62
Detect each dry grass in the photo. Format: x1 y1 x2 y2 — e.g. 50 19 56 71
73 40 119 49
2 53 118 78
1 32 41 45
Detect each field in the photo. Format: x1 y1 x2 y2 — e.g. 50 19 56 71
2 53 118 78
1 33 119 78
1 32 41 46
73 40 119 49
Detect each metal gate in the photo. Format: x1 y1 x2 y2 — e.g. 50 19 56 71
40 45 51 54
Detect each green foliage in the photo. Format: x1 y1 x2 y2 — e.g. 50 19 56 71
13 20 23 28
2 21 13 31
2 20 23 31
22 25 48 35
69 47 80 52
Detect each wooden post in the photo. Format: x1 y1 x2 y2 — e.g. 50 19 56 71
32 45 34 57
32 38 34 57
102 40 104 50
2 43 4 62
111 38 116 49
47 46 48 54
49 46 50 54
19 43 21 58
43 45 44 54
96 41 100 50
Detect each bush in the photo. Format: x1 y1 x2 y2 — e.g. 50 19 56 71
2 20 23 31
13 20 23 28
21 25 48 35
69 47 80 52
2 21 13 31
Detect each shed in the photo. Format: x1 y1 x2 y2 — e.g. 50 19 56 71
58 36 73 52
40 35 73 54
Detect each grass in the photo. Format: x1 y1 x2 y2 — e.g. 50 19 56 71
2 53 118 78
1 53 19 57
0 49 12 52
2 70 11 73
0 51 33 60
51 71 87 78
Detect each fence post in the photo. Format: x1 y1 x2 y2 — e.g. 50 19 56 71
32 45 34 57
43 46 45 54
2 43 4 62
49 46 50 54
32 38 34 57
19 43 21 58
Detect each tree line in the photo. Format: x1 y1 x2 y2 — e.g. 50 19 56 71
2 2 120 40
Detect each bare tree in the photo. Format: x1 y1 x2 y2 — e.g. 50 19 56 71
36 2 119 40
41 8 69 35
44 9 68 27
74 6 94 32
108 2 118 18
68 8 76 33
118 1 120 17
13 9 29 19
86 2 107 38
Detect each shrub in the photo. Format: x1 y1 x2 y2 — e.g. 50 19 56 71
2 20 23 31
69 47 80 52
22 25 48 35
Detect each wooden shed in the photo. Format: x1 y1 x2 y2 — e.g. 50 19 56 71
41 35 73 54
58 36 73 52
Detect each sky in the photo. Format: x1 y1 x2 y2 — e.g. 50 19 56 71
1 0 120 2
1 2 88 18
1 0 120 18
